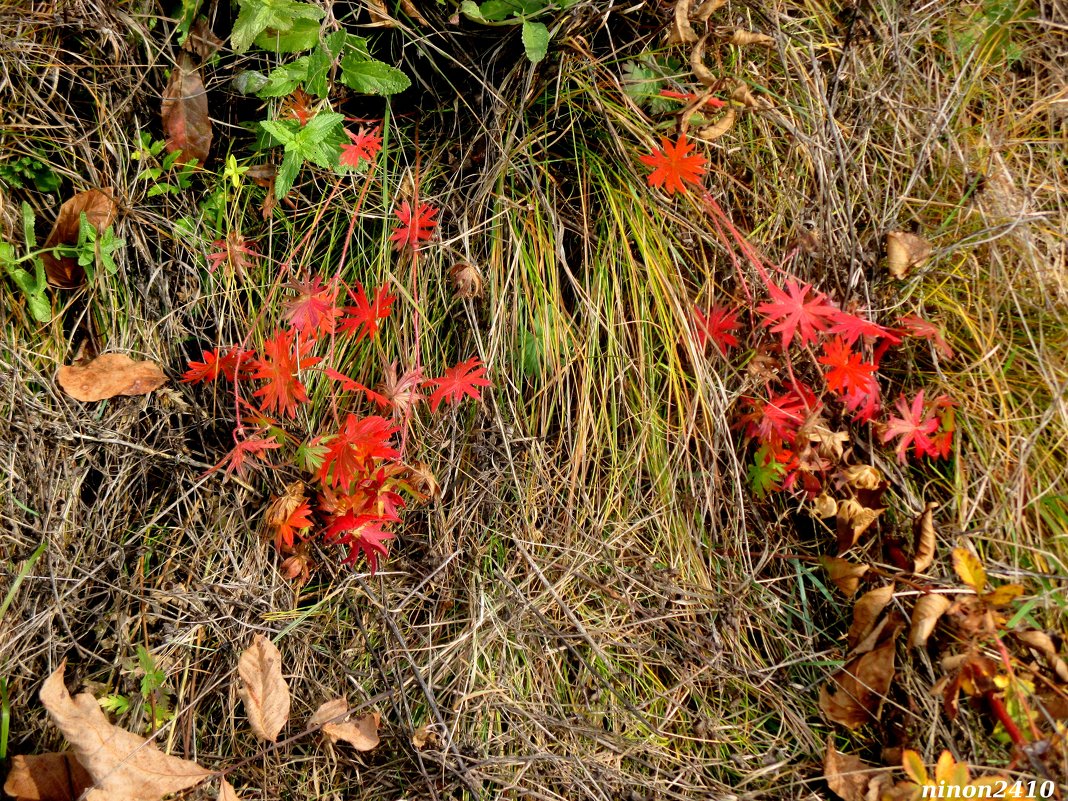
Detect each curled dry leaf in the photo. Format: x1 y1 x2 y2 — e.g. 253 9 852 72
41 188 117 288
162 51 212 167
813 492 838 519
669 0 699 44
1016 630 1068 683
908 593 952 648
820 639 897 730
411 724 440 749
37 661 211 801
3 751 93 801
730 81 760 108
821 556 869 599
689 33 716 88
448 261 483 299
697 108 736 142
184 18 223 59
839 464 883 491
728 29 775 47
847 583 895 651
836 497 884 553
823 738 881 801
885 231 931 279
57 354 167 402
912 502 939 573
309 698 381 751
236 634 291 743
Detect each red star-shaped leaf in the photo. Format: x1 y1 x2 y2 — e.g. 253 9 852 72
251 328 322 418
639 134 707 196
757 277 839 349
882 390 941 462
340 125 383 168
389 201 438 251
425 357 491 412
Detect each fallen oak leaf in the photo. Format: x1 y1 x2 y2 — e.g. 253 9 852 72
162 51 212 167
57 354 167 402
41 189 117 288
308 698 380 750
37 661 211 801
236 635 290 743
3 751 93 801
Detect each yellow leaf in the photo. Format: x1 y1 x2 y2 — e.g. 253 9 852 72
952 547 986 591
901 749 928 786
981 584 1023 607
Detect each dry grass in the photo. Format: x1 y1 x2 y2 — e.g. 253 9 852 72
1 1 1066 799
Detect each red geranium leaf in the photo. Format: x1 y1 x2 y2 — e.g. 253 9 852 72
738 384 821 447
325 512 394 573
251 328 322 418
318 414 399 491
274 500 314 551
693 304 742 355
826 310 903 346
882 390 940 462
213 433 281 478
899 314 954 360
425 357 491 412
324 367 390 409
339 283 395 341
340 125 382 168
389 201 438 251
639 134 707 196
818 337 880 398
283 276 342 339
182 346 256 383
756 277 839 349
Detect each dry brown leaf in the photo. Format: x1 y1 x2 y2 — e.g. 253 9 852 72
411 725 439 749
852 610 905 656
819 639 897 730
823 738 879 801
37 661 210 801
162 51 212 167
813 492 838 519
885 231 931 279
309 698 380 751
236 635 290 743
697 108 736 142
821 556 869 599
802 419 850 462
836 497 884 553
693 0 725 22
951 546 985 591
449 262 483 299
912 502 939 573
399 0 429 25
57 354 167 402
689 33 716 88
41 189 117 288
729 29 775 47
364 0 394 25
730 81 760 108
669 0 698 44
184 19 223 59
219 778 241 801
847 584 895 651
839 465 883 491
1016 630 1068 683
3 752 93 801
908 593 952 649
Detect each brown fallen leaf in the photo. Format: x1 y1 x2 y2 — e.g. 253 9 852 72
162 51 212 167
57 354 167 402
823 738 880 801
411 724 440 749
820 639 897 730
911 502 939 573
668 0 698 44
37 661 211 801
184 18 223 60
821 556 869 599
689 33 716 88
399 0 430 25
219 778 241 801
697 108 736 142
836 497 884 553
728 29 775 47
693 0 726 22
908 593 952 648
885 231 931 279
847 583 895 651
448 262 483 299
1016 630 1068 683
41 189 117 288
852 610 906 656
839 464 883 491
309 698 380 751
730 81 761 108
3 751 93 801
813 492 838 519
236 635 290 743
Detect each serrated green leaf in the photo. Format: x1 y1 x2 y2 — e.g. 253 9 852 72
175 0 203 43
258 57 310 97
521 20 549 63
21 202 35 249
747 445 786 498
339 55 411 95
253 15 323 53
260 118 299 145
233 70 269 95
232 0 323 54
275 151 301 198
303 45 333 98
27 293 51 322
98 694 131 715
460 1 487 22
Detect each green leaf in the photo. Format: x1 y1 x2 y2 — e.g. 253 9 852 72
175 0 203 43
231 0 323 54
253 16 323 53
137 646 166 697
303 44 334 98
521 20 550 63
99 694 131 715
339 55 411 95
460 1 488 22
233 70 269 95
260 118 299 146
21 202 36 249
747 445 787 498
258 57 310 97
27 293 51 323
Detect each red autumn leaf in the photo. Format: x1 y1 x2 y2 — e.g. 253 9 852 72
658 89 727 109
251 328 322 418
639 134 707 196
389 201 438 251
182 346 255 383
882 390 940 462
339 283 395 341
324 512 394 573
324 367 390 408
899 314 954 360
380 361 425 417
161 51 212 166
757 277 839 349
818 337 880 398
274 500 313 550
738 384 820 447
215 434 282 478
340 125 382 168
318 414 399 491
283 276 342 338
826 310 902 346
425 357 491 412
692 304 741 355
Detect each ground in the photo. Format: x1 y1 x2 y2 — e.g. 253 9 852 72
1 1 1067 800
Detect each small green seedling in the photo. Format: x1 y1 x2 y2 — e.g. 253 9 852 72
132 132 196 196
1 203 51 323
76 213 124 277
